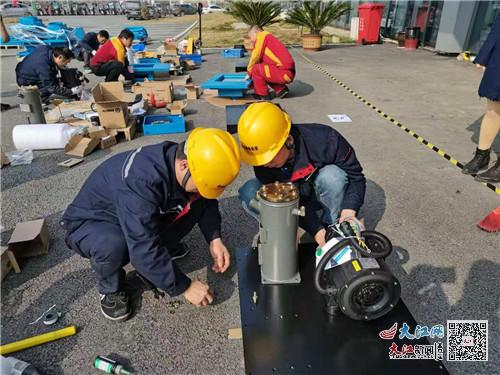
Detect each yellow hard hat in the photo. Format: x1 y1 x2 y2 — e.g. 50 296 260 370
237 102 291 166
185 128 241 199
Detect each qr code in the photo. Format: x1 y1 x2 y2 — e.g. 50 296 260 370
447 320 488 361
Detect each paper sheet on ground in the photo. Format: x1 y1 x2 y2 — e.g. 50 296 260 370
328 114 352 123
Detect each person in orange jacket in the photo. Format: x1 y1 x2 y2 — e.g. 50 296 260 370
246 25 296 100
90 29 134 82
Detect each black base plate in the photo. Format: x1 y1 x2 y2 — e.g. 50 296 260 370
236 244 449 375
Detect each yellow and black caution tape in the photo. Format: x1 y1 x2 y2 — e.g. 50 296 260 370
296 49 500 195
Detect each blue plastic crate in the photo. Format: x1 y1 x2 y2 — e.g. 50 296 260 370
201 73 252 98
179 54 202 65
143 114 186 135
221 48 245 58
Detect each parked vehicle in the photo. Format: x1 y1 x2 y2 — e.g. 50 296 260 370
0 2 32 17
172 4 197 17
202 5 225 14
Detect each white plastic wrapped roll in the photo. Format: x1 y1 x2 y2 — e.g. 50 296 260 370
13 124 80 150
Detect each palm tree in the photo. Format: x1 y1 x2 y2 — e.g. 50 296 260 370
286 1 351 35
227 1 282 28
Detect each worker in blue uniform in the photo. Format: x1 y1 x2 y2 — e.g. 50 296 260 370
61 128 241 321
15 45 78 102
237 102 366 247
74 30 109 69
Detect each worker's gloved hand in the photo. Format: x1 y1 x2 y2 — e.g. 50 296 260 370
183 280 214 307
91 50 97 56
127 65 134 74
71 85 83 96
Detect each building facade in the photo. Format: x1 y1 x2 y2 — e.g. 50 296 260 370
332 0 500 54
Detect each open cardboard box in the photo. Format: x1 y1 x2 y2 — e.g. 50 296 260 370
8 219 50 258
92 82 137 129
132 80 174 104
186 85 200 100
167 100 187 115
65 135 100 157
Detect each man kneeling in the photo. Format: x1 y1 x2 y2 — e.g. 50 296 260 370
61 129 240 321
237 102 366 247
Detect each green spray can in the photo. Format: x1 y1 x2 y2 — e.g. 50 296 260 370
93 356 131 375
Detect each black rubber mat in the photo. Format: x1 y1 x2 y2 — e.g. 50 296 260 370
236 244 450 375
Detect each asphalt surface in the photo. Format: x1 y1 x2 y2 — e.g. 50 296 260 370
1 16 499 375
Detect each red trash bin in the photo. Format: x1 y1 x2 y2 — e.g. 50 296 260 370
357 3 385 45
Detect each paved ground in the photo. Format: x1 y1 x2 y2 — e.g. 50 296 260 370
1 16 499 375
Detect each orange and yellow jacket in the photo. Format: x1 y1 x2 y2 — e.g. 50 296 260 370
247 31 295 73
90 37 126 67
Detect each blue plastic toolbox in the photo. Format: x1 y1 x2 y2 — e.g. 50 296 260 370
142 114 186 135
201 73 252 98
179 54 202 65
221 48 245 58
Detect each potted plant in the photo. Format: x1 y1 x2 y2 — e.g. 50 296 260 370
286 1 351 51
227 1 282 52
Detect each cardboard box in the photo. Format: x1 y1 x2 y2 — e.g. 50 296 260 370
1 148 9 168
87 126 107 139
92 82 137 129
132 80 174 104
183 59 196 70
100 134 117 149
170 75 191 86
164 42 177 54
8 219 50 258
65 135 100 157
168 100 187 115
161 55 181 65
1 246 21 280
186 85 200 100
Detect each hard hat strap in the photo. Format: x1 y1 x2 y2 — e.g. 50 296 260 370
181 169 192 190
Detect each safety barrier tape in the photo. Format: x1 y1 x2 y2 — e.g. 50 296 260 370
296 49 500 195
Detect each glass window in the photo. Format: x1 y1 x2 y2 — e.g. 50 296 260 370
467 1 500 53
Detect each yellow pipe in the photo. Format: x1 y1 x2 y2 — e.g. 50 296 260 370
0 325 77 355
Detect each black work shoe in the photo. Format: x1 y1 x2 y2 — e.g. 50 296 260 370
475 159 500 183
462 148 490 175
275 87 289 99
100 292 131 321
252 93 272 101
170 242 190 260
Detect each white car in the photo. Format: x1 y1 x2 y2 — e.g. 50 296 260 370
202 5 225 14
0 2 31 17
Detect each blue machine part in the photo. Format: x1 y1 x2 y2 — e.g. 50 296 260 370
131 43 146 52
137 57 160 64
201 73 252 98
221 48 245 58
18 16 44 27
132 63 171 82
143 114 186 135
126 26 148 42
47 22 69 31
179 54 202 65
